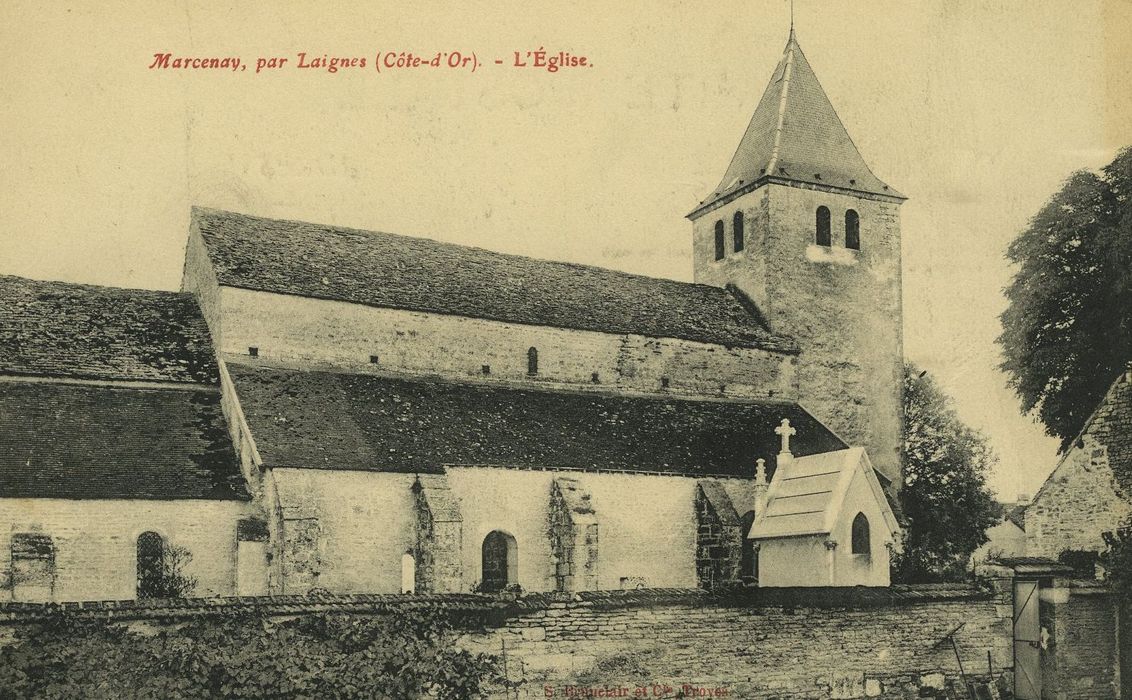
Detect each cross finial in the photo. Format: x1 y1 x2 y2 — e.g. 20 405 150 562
774 418 796 454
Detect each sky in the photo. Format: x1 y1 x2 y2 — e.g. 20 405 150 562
2 1 1130 499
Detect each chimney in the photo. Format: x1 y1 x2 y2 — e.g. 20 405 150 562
753 458 770 516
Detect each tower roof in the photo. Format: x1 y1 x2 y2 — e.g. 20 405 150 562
690 31 904 219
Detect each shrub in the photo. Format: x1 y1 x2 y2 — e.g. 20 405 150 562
0 610 500 699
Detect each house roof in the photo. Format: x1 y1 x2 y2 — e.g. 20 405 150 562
690 31 902 218
226 362 846 477
749 447 900 540
0 381 248 501
193 208 795 352
0 275 218 385
1033 367 1132 506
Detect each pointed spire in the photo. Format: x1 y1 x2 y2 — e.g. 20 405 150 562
689 27 903 219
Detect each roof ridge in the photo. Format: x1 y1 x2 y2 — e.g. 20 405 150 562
0 273 187 298
193 206 733 295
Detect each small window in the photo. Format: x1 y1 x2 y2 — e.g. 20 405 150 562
481 364 491 375
845 209 860 250
369 355 380 364
815 207 831 246
248 346 259 357
527 347 538 376
851 513 870 555
481 530 518 592
732 211 745 252
401 552 416 594
591 372 600 384
660 377 670 389
714 221 725 260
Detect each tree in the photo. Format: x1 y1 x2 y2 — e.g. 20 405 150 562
138 543 197 599
998 147 1132 449
894 363 1001 582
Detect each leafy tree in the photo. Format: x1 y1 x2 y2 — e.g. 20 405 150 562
138 543 197 599
893 363 1001 582
998 147 1132 448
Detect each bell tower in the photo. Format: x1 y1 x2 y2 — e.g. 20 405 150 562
688 30 906 484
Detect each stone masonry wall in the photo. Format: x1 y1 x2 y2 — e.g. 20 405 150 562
0 498 255 602
692 184 904 484
1040 586 1122 700
212 286 796 402
1027 370 1132 559
460 586 1016 699
694 481 742 589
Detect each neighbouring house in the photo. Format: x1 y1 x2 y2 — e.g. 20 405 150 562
972 498 1029 564
1025 364 1132 564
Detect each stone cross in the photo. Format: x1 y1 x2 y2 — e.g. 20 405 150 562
774 418 796 455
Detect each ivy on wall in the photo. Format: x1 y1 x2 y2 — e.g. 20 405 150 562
0 610 499 699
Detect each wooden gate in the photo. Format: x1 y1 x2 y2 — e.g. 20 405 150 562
1013 579 1042 699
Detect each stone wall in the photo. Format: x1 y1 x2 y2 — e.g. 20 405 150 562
1027 370 1132 559
208 286 796 402
694 481 743 588
460 586 1015 699
691 184 905 484
0 498 256 601
0 581 1122 699
1040 585 1122 700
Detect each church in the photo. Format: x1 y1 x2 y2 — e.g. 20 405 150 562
0 30 904 602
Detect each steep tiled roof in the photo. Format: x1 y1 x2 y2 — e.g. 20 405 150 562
0 275 217 385
749 448 900 540
193 208 795 352
691 31 902 218
227 362 845 477
0 381 247 500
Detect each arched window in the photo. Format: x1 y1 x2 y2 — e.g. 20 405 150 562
732 211 745 252
401 552 416 594
739 511 758 581
851 513 870 555
714 220 725 260
136 531 166 599
815 206 831 246
527 347 538 375
845 209 860 250
481 530 518 592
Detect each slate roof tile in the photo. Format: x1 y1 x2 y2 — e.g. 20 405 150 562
0 275 217 385
194 208 795 352
0 381 247 501
227 362 846 477
692 31 903 217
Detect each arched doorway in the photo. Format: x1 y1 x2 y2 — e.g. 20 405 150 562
481 531 518 592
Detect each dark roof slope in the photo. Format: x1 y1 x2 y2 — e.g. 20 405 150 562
691 31 902 218
0 381 247 500
227 362 845 477
194 208 795 352
0 275 218 384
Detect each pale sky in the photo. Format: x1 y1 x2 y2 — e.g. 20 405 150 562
2 1 1130 499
